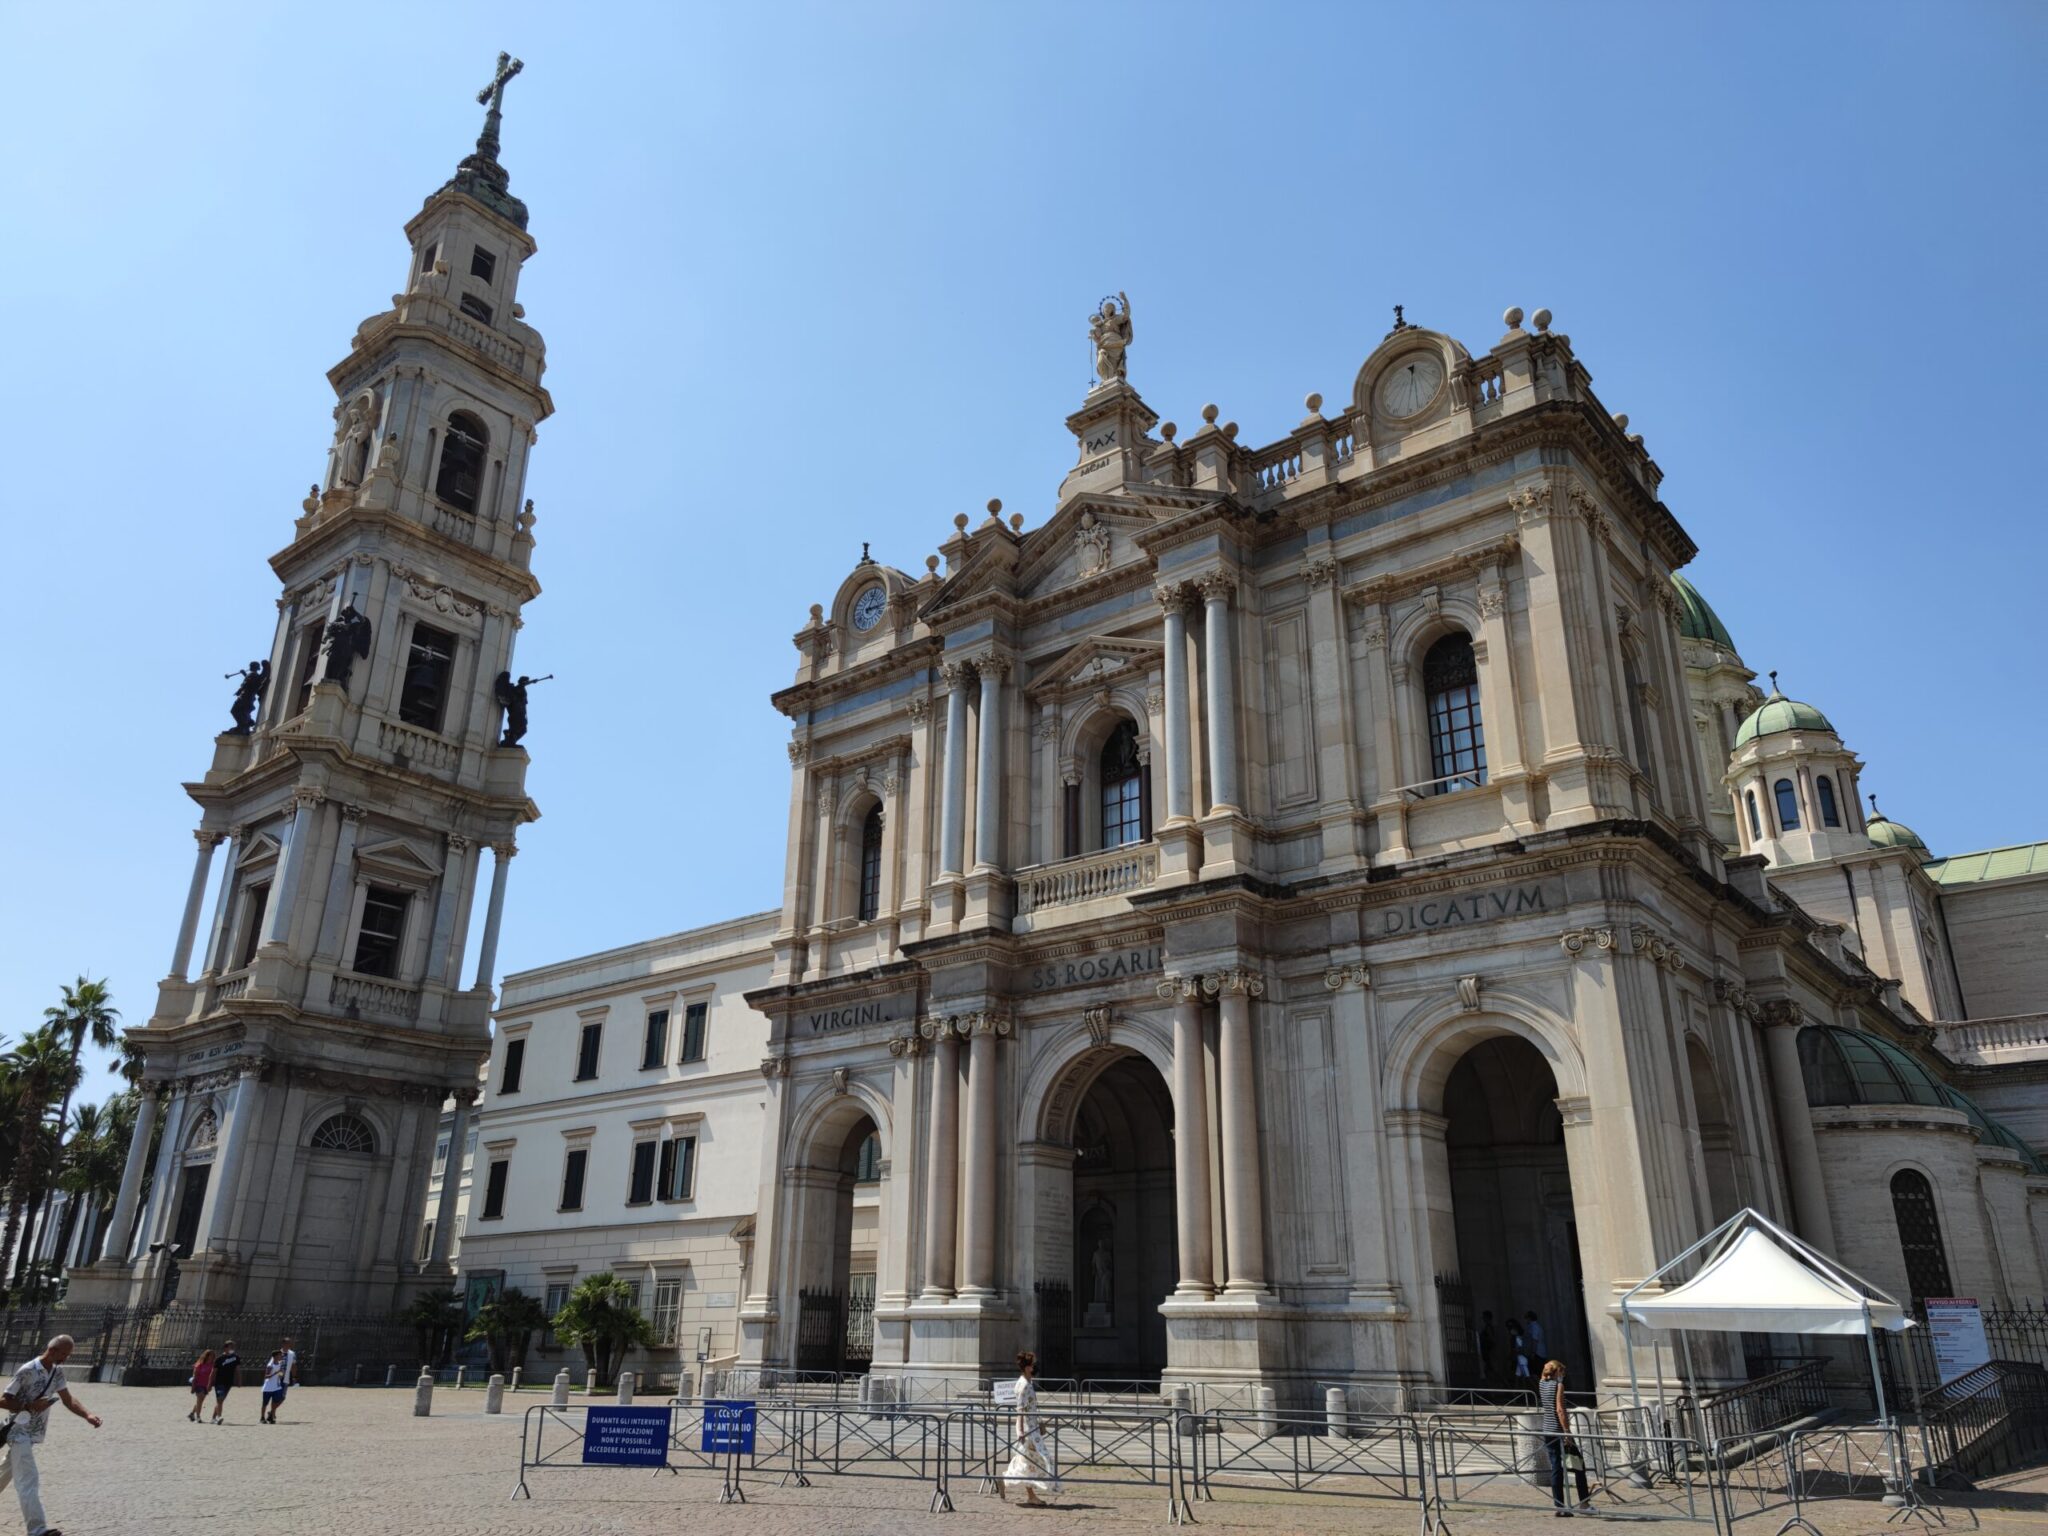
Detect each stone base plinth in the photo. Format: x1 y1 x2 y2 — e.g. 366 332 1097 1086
1197 810 1255 880
1152 820 1204 888
903 1295 1019 1380
1160 1293 1289 1389
962 870 1012 931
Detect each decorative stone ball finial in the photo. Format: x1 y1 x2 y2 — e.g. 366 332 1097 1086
1160 421 1177 442
1503 306 1525 329
1009 512 1024 532
1304 392 1323 414
953 513 970 532
926 554 941 574
987 498 1002 517
809 603 824 623
1201 403 1219 425
1222 422 1239 441
1532 308 1553 333
1613 413 1629 432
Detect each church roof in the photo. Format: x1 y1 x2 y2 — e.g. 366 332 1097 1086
1671 574 1738 652
1922 840 2048 885
1734 688 1835 747
1798 1025 2045 1173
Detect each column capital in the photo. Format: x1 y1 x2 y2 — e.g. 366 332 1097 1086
1194 568 1236 603
291 786 327 809
1302 555 1340 589
1324 963 1371 991
962 1008 1011 1039
489 839 518 860
338 803 368 823
760 1054 792 1079
887 1027 926 1057
445 832 472 854
194 828 226 848
1155 974 1203 1003
1756 998 1804 1030
906 695 933 724
1153 581 1193 613
787 737 811 765
1203 968 1266 998
1558 926 1616 959
973 653 1011 682
917 1015 954 1042
452 1085 481 1107
226 823 249 842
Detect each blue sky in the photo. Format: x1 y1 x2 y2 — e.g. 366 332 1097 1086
4 2 2043 1100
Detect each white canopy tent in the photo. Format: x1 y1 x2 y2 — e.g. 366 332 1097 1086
1619 1207 1914 1426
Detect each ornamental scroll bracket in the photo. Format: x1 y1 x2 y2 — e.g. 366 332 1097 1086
1082 1006 1113 1049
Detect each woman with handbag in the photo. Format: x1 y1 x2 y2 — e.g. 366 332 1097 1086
1539 1359 1593 1516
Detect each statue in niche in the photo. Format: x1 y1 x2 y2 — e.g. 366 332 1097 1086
225 659 268 734
1089 292 1132 386
1091 1237 1113 1308
320 603 373 688
494 670 552 747
332 396 375 488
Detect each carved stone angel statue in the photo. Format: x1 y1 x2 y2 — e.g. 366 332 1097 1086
1090 291 1132 386
332 395 375 489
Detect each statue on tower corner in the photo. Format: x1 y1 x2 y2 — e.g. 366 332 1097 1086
319 603 373 688
1090 291 1132 386
331 395 375 489
225 660 269 734
493 670 552 747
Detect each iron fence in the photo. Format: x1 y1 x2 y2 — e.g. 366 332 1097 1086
1677 1357 1829 1446
0 1304 426 1386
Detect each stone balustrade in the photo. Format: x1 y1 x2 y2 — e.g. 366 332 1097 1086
330 972 422 1023
430 502 479 545
1017 843 1159 915
377 718 460 775
1933 1013 2048 1066
1253 448 1303 491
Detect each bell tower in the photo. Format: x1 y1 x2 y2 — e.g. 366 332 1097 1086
74 56 553 1315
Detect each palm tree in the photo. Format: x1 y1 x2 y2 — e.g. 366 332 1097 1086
42 978 119 1151
0 1028 82 1288
465 1288 551 1376
551 1273 656 1387
56 1098 128 1271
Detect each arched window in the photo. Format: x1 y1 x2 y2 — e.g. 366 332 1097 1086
310 1113 376 1155
1817 774 1841 828
1424 633 1487 793
1745 790 1763 842
1888 1169 1953 1302
1099 719 1145 849
434 411 488 514
856 804 884 922
854 1131 882 1183
1773 778 1801 831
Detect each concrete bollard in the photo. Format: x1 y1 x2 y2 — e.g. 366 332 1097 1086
585 1368 599 1396
616 1370 636 1405
551 1369 571 1407
413 1371 434 1416
1326 1386 1350 1439
510 1366 521 1391
678 1368 695 1401
455 1365 467 1390
485 1373 506 1414
1515 1410 1548 1487
386 1364 398 1387
1254 1386 1279 1437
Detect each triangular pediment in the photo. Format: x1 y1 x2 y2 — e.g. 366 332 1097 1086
354 837 443 884
1015 495 1159 600
1025 635 1163 702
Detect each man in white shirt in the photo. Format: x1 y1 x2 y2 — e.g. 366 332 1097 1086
0 1334 103 1536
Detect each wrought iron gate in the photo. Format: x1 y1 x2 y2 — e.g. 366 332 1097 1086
1034 1279 1073 1381
795 1286 842 1373
1436 1272 1479 1386
843 1275 875 1369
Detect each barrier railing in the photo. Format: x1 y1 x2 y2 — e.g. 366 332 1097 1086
1424 1421 1716 1528
1191 1409 1424 1507
1678 1359 1830 1447
947 1401 1193 1524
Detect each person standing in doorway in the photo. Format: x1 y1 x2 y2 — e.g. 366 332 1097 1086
210 1341 241 1424
186 1349 215 1422
1539 1359 1593 1516
1477 1311 1498 1387
999 1351 1060 1507
0 1333 104 1536
1525 1311 1547 1361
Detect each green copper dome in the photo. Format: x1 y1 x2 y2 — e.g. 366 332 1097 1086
1798 1026 2044 1173
1866 813 1928 853
1671 575 1738 652
1734 687 1836 747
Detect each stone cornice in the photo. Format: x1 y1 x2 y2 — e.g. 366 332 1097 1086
1340 534 1521 608
770 634 943 720
269 502 542 604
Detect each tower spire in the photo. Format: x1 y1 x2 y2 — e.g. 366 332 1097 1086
435 51 530 230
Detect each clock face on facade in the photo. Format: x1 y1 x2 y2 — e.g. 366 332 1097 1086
850 584 888 632
1377 353 1445 419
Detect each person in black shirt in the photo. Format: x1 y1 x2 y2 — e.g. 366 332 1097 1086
210 1341 242 1425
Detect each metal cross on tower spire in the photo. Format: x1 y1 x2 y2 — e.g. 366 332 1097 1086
474 52 524 162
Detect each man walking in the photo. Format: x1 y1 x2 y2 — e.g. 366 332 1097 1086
262 1337 298 1424
0 1334 103 1536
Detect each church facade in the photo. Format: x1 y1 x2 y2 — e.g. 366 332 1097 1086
71 65 548 1315
732 303 2048 1402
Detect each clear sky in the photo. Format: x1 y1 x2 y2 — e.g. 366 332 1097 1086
4 2 2044 1101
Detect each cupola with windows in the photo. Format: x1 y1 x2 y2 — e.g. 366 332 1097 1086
1669 573 1765 852
1724 672 1868 867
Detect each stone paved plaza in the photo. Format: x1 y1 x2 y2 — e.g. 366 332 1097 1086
18 1385 2046 1535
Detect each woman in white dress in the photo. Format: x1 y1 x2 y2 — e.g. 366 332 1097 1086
1001 1351 1060 1505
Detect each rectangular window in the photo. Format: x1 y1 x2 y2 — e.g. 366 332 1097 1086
470 246 498 283
351 885 411 978
459 292 494 324
419 241 439 272
417 1220 436 1262
640 1009 669 1070
398 622 457 731
501 1036 526 1094
434 1138 450 1176
658 1134 697 1201
627 1140 657 1204
651 1278 682 1346
559 1147 587 1212
291 622 325 714
480 1158 509 1220
621 1279 643 1313
235 880 271 969
679 1002 708 1064
574 1022 602 1082
542 1281 570 1344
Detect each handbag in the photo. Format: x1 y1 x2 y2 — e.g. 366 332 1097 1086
1563 1440 1585 1475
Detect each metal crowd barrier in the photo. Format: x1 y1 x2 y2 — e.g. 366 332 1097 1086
948 1401 1194 1523
1190 1408 1425 1509
1423 1420 1715 1529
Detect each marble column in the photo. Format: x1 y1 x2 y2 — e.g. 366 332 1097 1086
201 1068 259 1251
261 789 324 949
471 841 516 991
1199 573 1240 813
169 831 224 979
1210 970 1268 1293
973 658 1007 872
198 826 245 976
960 1011 1005 1295
428 1093 475 1266
1163 977 1214 1297
425 834 471 986
1159 589 1194 821
1761 1005 1836 1251
938 664 971 876
135 1090 189 1255
919 1019 961 1298
312 806 367 961
106 1087 162 1263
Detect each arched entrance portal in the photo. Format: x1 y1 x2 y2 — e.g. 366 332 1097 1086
1441 1036 1591 1388
790 1109 881 1374
1065 1054 1176 1382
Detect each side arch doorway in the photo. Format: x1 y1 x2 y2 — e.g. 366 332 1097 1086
789 1107 883 1375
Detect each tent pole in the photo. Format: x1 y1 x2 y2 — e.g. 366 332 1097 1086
1680 1329 1701 1447
1863 1300 1903 1506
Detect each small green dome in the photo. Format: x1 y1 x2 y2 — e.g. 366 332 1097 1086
1671 575 1737 652
1734 686 1835 747
1798 1026 2043 1172
1866 813 1928 853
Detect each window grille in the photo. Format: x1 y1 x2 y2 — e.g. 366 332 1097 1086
1889 1169 1954 1302
310 1113 375 1154
1424 633 1487 791
398 623 456 731
652 1278 682 1346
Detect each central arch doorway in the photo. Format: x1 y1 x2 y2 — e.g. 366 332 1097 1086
1440 1036 1591 1389
792 1110 881 1374
1066 1054 1176 1382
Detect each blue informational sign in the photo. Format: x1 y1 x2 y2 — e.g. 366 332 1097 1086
701 1399 758 1455
581 1405 673 1467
